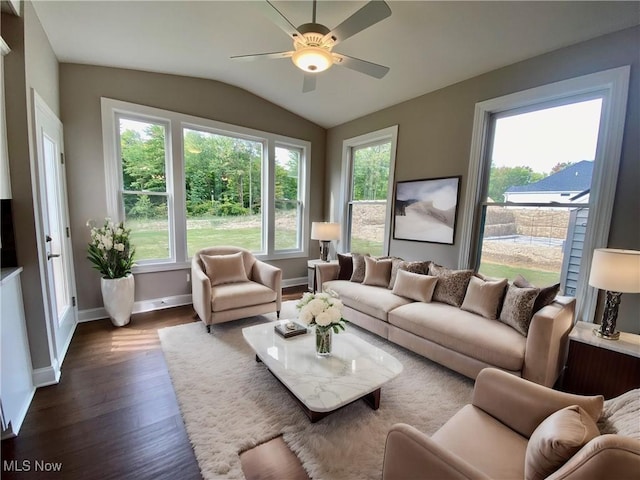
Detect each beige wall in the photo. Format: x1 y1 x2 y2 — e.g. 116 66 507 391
2 1 60 369
326 26 640 334
59 64 327 310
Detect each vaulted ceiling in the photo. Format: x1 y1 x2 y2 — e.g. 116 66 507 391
32 1 640 128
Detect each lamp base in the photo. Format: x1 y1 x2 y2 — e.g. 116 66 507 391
592 327 620 341
319 240 330 262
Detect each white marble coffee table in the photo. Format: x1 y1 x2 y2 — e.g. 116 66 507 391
242 320 403 422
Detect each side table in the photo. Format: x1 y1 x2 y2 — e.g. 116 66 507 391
561 321 640 399
307 259 338 293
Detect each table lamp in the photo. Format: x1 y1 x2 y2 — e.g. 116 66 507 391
311 222 340 262
588 248 640 340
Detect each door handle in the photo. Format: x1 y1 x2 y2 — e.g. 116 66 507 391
48 253 61 260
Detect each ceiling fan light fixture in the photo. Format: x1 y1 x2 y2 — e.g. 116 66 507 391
292 46 333 73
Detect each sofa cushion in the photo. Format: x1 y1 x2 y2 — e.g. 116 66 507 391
201 251 249 286
337 253 353 280
429 264 474 307
433 404 528 480
350 253 370 283
363 256 392 287
388 302 526 371
514 274 560 313
323 280 412 322
525 405 601 480
210 281 276 312
461 276 508 320
392 270 437 303
499 284 540 336
386 257 406 290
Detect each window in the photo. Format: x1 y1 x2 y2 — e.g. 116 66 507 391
102 98 310 272
460 67 630 322
341 126 398 256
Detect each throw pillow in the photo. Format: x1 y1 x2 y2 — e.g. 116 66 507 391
337 253 353 281
460 275 508 320
349 253 370 283
363 256 393 288
514 274 561 313
525 405 600 480
428 264 474 307
499 284 540 336
386 257 406 290
597 388 640 440
200 251 249 286
400 260 432 276
392 269 438 302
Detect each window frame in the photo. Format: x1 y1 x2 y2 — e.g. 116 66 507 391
340 125 398 255
101 98 311 273
458 66 630 323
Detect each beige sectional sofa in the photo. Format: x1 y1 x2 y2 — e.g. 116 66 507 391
316 261 575 387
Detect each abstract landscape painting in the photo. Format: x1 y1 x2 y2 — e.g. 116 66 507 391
393 176 461 244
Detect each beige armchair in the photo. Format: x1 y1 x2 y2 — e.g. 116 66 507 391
191 246 282 332
382 368 640 479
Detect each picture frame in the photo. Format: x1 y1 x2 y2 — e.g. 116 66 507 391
393 175 461 244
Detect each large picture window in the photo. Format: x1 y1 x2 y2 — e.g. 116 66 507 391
102 98 310 271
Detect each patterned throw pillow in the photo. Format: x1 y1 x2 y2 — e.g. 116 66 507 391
428 264 474 307
349 253 370 283
401 260 432 276
514 274 560 313
461 275 508 320
363 256 393 287
499 284 540 336
337 253 353 281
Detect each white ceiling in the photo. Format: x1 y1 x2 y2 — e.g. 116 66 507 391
32 1 639 128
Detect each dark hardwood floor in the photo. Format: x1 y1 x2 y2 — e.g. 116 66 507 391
1 286 306 480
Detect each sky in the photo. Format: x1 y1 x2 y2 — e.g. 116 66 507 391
491 98 602 174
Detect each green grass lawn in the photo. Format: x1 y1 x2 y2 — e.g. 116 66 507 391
479 262 560 286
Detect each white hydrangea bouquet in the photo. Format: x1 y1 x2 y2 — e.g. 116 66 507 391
87 218 136 279
296 291 347 331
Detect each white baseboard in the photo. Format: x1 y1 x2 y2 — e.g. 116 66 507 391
78 281 306 323
32 364 61 388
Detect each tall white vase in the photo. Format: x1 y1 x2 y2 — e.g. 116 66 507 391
101 274 135 327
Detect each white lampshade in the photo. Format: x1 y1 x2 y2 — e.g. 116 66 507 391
311 222 340 241
589 248 640 293
292 47 333 73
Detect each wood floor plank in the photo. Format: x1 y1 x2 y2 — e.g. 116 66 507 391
1 286 305 479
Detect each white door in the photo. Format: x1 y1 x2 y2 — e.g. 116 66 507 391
33 91 77 364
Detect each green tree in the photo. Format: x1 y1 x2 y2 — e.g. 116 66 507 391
487 166 544 202
352 143 391 201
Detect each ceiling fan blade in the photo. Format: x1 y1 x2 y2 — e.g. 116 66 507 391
257 0 303 40
231 51 294 62
333 53 389 79
324 1 391 46
302 73 317 93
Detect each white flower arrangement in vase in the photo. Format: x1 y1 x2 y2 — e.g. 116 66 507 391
296 291 346 356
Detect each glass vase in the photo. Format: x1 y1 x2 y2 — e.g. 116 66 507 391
315 326 332 356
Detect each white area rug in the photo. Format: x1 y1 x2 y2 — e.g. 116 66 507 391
159 302 474 479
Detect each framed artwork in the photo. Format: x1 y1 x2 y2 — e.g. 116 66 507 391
393 175 461 244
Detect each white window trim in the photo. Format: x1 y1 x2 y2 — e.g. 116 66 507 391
101 98 311 272
458 66 630 323
340 125 399 255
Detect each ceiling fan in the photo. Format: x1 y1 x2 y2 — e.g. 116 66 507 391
231 0 392 92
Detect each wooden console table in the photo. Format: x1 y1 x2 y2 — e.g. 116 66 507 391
561 321 640 399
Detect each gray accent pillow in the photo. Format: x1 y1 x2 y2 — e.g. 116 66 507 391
428 264 474 307
499 284 540 336
461 275 508 320
363 256 393 287
349 253 370 283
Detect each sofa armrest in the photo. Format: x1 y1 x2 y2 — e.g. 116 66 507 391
316 263 340 293
382 423 490 480
191 256 212 325
252 260 282 310
522 296 575 387
472 368 603 439
548 434 640 480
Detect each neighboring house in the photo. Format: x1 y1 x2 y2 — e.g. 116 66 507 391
504 160 593 204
